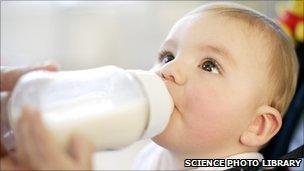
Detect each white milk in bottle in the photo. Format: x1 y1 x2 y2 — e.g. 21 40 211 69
1 66 173 151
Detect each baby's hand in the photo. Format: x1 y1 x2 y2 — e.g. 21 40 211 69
12 107 94 170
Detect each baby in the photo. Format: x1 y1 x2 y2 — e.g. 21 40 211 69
0 2 299 170
133 2 299 170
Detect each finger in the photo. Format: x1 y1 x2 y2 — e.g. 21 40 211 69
16 107 47 169
0 64 59 91
0 156 31 170
0 142 7 158
15 107 32 166
0 92 10 120
0 156 17 170
30 109 61 159
24 107 70 169
7 150 18 163
1 92 12 157
20 107 52 169
68 134 94 169
15 107 50 170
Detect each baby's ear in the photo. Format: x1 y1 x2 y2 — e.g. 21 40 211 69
240 105 282 147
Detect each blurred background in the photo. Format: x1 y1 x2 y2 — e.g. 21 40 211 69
0 1 291 170
1 1 279 70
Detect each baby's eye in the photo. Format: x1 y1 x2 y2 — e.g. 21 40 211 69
162 55 175 63
200 59 220 74
158 50 175 64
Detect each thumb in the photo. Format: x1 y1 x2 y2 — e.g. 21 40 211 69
68 134 94 169
1 63 59 91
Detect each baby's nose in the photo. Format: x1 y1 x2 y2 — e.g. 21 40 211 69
160 64 186 85
161 72 175 82
154 69 176 82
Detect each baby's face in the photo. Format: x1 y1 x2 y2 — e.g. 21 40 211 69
152 13 270 157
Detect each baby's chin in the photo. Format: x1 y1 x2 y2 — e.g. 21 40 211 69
151 113 176 146
151 136 173 152
151 106 188 151
151 128 175 149
152 132 192 155
152 132 166 146
151 124 182 152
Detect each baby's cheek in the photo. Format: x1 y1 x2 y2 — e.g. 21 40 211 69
184 85 221 120
183 85 232 139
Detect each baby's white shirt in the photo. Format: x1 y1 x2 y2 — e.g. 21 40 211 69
133 142 263 170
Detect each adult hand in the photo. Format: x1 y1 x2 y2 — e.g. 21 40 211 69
0 64 58 157
1 107 94 170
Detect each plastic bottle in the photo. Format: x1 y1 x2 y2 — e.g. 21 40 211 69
0 66 173 152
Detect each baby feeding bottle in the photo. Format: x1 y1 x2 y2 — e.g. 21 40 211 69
1 66 173 152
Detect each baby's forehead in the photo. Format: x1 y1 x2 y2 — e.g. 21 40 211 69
174 13 272 62
189 12 271 41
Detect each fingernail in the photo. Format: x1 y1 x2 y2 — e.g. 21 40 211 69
46 64 60 71
42 61 60 70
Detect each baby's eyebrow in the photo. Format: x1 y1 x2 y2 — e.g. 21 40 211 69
201 45 236 66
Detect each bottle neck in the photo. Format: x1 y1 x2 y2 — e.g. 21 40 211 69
127 70 174 139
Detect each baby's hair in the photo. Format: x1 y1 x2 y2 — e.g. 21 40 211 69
185 2 299 116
